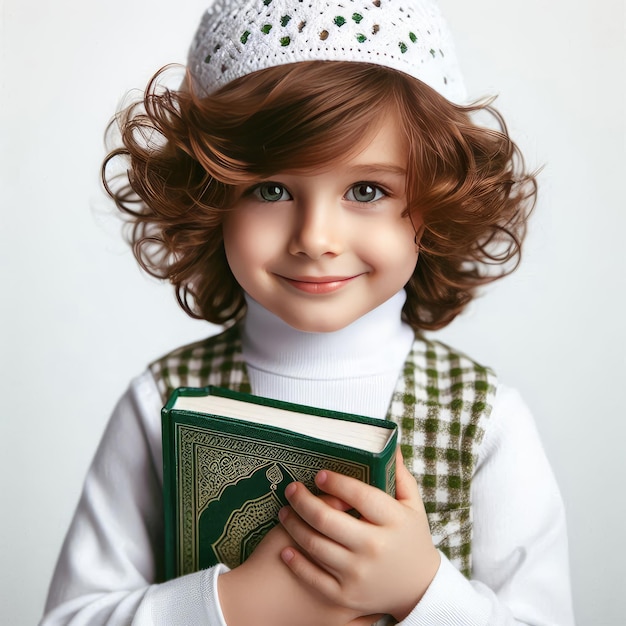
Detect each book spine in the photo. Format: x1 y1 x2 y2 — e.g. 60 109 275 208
161 406 177 581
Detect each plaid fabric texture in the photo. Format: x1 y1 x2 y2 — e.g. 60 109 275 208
150 325 496 578
149 324 251 399
386 336 497 577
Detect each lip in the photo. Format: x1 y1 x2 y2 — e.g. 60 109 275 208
278 274 362 294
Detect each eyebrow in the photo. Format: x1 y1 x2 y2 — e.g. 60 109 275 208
346 163 407 177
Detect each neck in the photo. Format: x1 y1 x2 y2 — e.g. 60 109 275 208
240 291 415 417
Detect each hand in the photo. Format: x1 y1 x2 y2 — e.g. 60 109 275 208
278 447 441 621
218 523 384 626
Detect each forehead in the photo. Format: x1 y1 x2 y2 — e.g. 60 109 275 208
287 113 409 176
336 117 407 172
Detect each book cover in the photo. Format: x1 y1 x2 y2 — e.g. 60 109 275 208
161 385 398 580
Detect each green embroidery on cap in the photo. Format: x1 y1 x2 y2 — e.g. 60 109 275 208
281 15 291 27
356 33 367 43
334 16 346 27
204 55 211 63
409 31 417 43
240 30 250 44
399 41 408 53
263 0 272 5
261 24 272 34
280 36 291 46
352 13 363 23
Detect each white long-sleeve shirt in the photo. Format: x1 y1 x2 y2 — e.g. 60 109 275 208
41 294 575 625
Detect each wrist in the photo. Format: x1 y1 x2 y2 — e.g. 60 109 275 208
392 548 441 621
218 565 272 626
217 568 246 626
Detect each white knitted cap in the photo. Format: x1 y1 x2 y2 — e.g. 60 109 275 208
188 0 466 103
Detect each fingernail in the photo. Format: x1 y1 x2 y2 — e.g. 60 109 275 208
284 482 296 498
278 507 288 522
281 548 294 563
316 470 328 485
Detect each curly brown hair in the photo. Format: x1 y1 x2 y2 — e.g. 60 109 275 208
103 61 536 330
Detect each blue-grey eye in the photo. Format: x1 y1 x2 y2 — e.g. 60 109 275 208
254 183 291 202
346 183 385 203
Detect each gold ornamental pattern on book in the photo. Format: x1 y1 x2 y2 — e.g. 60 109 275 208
177 424 371 574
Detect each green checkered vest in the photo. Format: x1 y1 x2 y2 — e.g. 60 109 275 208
150 323 497 578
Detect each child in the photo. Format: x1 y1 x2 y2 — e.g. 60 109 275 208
41 0 575 624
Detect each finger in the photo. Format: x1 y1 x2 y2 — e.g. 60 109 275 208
278 504 351 572
318 493 352 512
313 470 394 525
280 545 344 604
394 447 422 505
283 482 363 549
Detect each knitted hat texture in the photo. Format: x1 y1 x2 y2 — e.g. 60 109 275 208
188 0 466 102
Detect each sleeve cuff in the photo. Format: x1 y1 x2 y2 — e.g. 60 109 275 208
134 565 230 626
401 553 492 626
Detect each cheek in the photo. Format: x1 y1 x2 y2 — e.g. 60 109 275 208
222 213 253 283
365 219 419 275
222 210 284 284
387 232 419 287
397 242 420 283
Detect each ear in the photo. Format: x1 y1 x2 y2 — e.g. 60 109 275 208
413 223 425 248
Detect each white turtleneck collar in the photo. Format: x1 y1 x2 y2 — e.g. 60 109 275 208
240 291 415 418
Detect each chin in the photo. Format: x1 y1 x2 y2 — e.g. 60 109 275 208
280 313 356 334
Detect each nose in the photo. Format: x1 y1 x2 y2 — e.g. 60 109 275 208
288 199 344 260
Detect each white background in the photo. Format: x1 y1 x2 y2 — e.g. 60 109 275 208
1 0 624 624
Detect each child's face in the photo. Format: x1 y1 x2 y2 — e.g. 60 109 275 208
222 117 420 333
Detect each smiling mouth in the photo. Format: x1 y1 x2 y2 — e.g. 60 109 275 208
278 275 362 294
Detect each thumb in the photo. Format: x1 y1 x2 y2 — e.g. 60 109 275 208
394 446 422 506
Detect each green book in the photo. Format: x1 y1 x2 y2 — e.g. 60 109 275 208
162 385 398 580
